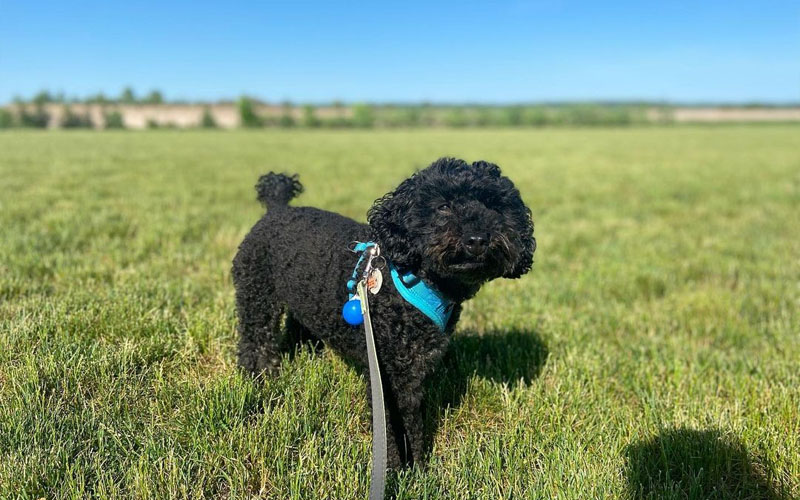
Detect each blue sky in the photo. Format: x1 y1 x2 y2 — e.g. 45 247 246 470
1 1 798 104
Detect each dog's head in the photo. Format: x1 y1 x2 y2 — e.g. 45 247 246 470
368 158 535 296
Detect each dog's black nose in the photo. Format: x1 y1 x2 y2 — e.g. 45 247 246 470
463 234 489 256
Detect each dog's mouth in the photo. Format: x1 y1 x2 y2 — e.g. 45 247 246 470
449 261 486 271
445 257 501 282
445 243 513 281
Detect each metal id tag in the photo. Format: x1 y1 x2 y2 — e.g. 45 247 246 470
367 268 383 295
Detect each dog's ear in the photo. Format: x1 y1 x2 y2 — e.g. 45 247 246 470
502 191 536 279
504 225 535 278
367 178 421 271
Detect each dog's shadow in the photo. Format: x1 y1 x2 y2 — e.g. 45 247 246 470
421 328 549 457
625 428 789 499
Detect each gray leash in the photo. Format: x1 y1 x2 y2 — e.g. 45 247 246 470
357 279 387 500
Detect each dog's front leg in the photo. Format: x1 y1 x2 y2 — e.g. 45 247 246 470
389 373 426 466
365 368 425 468
376 329 449 467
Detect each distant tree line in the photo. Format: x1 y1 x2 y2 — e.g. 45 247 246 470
236 97 381 129
235 97 656 129
0 102 217 130
0 87 167 129
8 87 166 106
0 103 131 129
1 88 670 130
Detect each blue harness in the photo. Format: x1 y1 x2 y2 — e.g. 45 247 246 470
345 241 454 332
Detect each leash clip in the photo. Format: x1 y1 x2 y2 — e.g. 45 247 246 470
361 244 379 277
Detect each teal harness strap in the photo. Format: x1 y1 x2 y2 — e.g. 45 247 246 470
388 262 454 332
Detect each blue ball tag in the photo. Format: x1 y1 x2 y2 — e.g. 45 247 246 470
342 298 364 326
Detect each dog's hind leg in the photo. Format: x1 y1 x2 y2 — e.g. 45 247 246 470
233 247 290 377
235 295 286 377
286 313 323 355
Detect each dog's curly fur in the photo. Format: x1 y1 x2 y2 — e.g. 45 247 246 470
233 157 535 467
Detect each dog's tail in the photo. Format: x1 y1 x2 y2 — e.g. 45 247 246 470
255 172 303 208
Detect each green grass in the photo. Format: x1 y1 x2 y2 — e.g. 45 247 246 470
1 127 798 499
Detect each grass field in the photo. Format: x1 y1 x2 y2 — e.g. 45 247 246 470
1 127 798 499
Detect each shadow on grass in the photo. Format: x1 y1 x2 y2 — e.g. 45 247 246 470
421 329 549 458
625 428 789 500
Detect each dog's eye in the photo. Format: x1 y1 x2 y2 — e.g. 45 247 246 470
437 203 451 213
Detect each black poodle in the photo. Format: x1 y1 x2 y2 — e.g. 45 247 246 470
233 157 535 467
